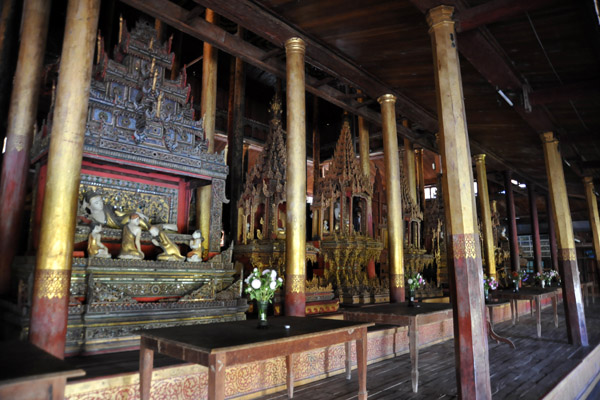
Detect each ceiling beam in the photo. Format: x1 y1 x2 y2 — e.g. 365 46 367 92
529 79 600 106
120 0 434 150
455 0 558 32
191 0 439 133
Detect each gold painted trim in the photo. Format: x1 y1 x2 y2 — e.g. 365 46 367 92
377 94 397 104
285 37 306 53
540 131 558 144
288 274 305 293
558 248 576 261
33 269 70 299
473 153 486 163
391 273 404 288
451 233 478 260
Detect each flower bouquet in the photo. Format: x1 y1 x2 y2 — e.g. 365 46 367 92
511 270 527 292
245 268 283 328
483 275 498 302
543 270 558 287
406 272 424 307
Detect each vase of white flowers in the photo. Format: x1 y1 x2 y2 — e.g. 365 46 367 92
245 268 283 328
406 272 424 307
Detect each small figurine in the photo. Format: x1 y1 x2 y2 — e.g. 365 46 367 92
118 214 144 259
150 225 185 261
187 230 204 262
87 224 111 258
323 220 329 233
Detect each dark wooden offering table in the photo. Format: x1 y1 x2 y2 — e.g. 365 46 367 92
138 317 373 400
0 340 85 399
492 287 560 337
343 302 452 393
485 300 516 349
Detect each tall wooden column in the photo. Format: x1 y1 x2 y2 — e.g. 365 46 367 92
378 94 404 302
529 185 543 274
358 98 373 238
583 177 600 280
546 193 559 271
0 0 51 295
29 0 100 358
285 37 306 317
504 170 520 272
198 9 218 255
541 131 588 346
474 154 496 278
427 6 491 398
312 95 320 239
0 0 22 149
227 27 245 241
416 148 426 215
403 132 418 206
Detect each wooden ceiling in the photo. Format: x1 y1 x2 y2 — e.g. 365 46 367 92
89 0 600 218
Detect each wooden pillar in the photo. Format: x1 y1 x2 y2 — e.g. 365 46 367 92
0 0 51 295
416 148 426 215
227 27 245 242
0 0 22 150
285 37 306 317
312 95 320 239
584 177 600 280
504 170 520 272
378 94 404 302
474 154 496 278
403 128 418 206
529 185 543 274
29 0 100 358
541 131 588 346
197 9 218 255
427 6 491 398
546 193 559 271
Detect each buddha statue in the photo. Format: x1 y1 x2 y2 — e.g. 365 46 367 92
187 230 204 262
118 214 144 259
82 191 151 230
150 225 185 261
87 224 111 258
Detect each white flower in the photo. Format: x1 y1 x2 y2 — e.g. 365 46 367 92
408 278 413 284
251 279 261 289
269 281 277 290
253 268 258 273
271 270 277 279
262 269 271 275
278 277 283 283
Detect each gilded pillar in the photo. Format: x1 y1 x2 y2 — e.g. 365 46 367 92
312 95 321 239
378 94 404 302
416 148 426 215
403 136 418 206
529 185 542 274
504 170 520 272
584 177 600 278
427 6 491 398
197 9 218 255
358 96 375 276
29 0 100 358
541 131 588 346
474 154 496 278
285 37 306 316
546 193 559 271
0 0 51 295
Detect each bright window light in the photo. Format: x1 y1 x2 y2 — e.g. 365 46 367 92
2 137 6 154
425 186 437 199
498 89 514 107
511 179 518 185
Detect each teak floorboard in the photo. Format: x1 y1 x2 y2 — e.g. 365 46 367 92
260 298 600 400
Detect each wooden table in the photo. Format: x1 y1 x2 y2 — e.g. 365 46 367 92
491 287 560 337
343 302 453 393
485 300 516 349
0 340 85 400
139 317 373 400
581 281 595 306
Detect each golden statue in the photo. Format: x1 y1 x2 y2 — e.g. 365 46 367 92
150 225 185 261
118 214 144 259
87 224 111 258
186 230 204 262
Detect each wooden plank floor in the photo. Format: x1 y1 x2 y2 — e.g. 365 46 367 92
260 298 600 400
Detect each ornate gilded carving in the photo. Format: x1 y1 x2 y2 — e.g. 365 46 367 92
34 269 70 299
390 273 404 288
558 248 576 261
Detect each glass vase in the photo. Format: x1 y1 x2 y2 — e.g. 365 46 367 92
541 280 545 289
484 287 489 303
257 300 269 329
408 289 415 307
513 281 519 293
